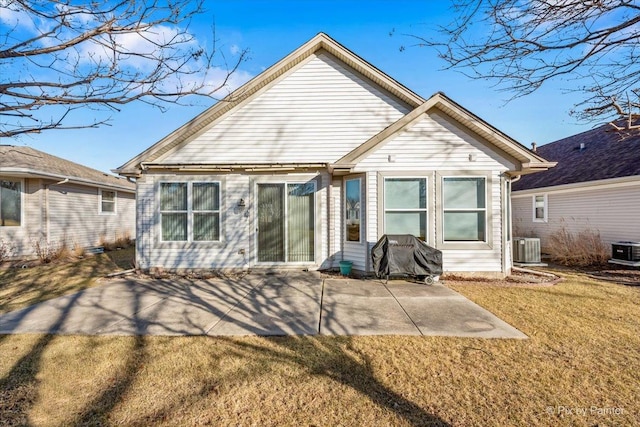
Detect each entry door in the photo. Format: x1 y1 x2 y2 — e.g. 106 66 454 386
257 183 315 263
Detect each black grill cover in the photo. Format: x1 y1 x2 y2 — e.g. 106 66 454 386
371 234 443 278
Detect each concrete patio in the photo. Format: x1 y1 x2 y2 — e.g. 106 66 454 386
0 271 527 339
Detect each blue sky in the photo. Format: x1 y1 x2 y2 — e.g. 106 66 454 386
7 0 594 174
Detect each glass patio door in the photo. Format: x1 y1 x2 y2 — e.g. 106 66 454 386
257 183 314 263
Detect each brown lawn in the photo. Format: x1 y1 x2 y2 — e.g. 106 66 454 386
0 266 638 426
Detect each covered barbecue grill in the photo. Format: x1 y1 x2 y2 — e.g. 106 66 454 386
371 234 443 284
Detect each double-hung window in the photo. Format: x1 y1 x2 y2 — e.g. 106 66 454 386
160 182 220 242
442 177 486 242
100 190 116 214
0 179 21 227
384 177 427 241
533 194 547 222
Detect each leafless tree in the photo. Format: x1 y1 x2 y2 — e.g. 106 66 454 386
0 0 248 137
412 0 640 129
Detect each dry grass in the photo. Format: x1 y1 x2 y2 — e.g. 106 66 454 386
99 232 134 252
546 227 610 267
0 270 638 425
104 246 135 270
0 251 127 315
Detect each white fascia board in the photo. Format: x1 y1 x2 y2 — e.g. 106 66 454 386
512 175 640 197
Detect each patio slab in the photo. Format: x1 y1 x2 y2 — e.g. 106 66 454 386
0 272 527 339
321 279 420 336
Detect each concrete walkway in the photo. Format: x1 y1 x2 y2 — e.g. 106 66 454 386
0 271 526 338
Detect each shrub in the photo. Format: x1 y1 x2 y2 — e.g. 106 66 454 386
99 231 134 251
32 239 68 264
72 242 86 257
0 239 16 263
547 227 609 267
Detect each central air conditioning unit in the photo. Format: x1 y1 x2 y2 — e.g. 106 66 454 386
610 241 640 266
513 237 541 263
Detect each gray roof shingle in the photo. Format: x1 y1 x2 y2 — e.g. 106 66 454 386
0 145 135 191
513 122 640 191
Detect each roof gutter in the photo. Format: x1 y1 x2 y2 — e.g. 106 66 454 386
510 161 557 176
138 162 328 173
0 168 135 192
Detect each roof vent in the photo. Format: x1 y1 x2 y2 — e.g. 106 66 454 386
531 142 537 152
579 142 585 151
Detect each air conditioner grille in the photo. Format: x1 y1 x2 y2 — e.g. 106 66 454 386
513 237 541 263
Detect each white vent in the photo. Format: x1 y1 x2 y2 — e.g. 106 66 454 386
513 237 541 263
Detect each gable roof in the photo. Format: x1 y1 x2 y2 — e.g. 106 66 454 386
0 145 135 192
335 92 555 174
512 122 640 191
115 32 424 176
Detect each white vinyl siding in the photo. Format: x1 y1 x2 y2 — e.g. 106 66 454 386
47 182 135 249
157 52 411 165
327 178 343 269
1 177 135 258
513 180 640 250
353 113 517 173
136 173 328 270
353 112 510 275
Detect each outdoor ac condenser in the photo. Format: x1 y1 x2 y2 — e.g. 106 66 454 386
513 237 541 263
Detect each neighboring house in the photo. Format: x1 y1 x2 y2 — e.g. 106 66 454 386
512 123 640 250
115 33 553 277
0 145 136 258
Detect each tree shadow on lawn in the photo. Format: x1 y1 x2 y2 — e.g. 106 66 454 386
0 272 450 426
0 291 83 426
232 336 451 427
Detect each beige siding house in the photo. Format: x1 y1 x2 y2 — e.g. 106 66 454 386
0 146 136 258
512 123 640 250
116 33 553 277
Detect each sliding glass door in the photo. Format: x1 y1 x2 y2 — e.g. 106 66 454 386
257 184 285 262
257 182 315 263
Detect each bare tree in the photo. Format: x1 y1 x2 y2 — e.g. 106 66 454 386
411 0 640 129
0 0 248 137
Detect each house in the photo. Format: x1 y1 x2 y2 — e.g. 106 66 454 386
512 122 640 251
0 145 136 258
115 33 553 277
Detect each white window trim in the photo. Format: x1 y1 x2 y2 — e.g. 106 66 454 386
532 194 548 223
0 177 24 227
254 180 318 265
344 177 362 244
441 175 489 245
159 181 222 243
99 189 117 215
383 176 429 243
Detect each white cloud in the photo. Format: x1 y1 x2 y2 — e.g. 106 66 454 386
0 3 37 32
229 44 241 56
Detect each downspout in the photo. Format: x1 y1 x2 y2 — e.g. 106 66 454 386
327 172 334 269
504 174 521 275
